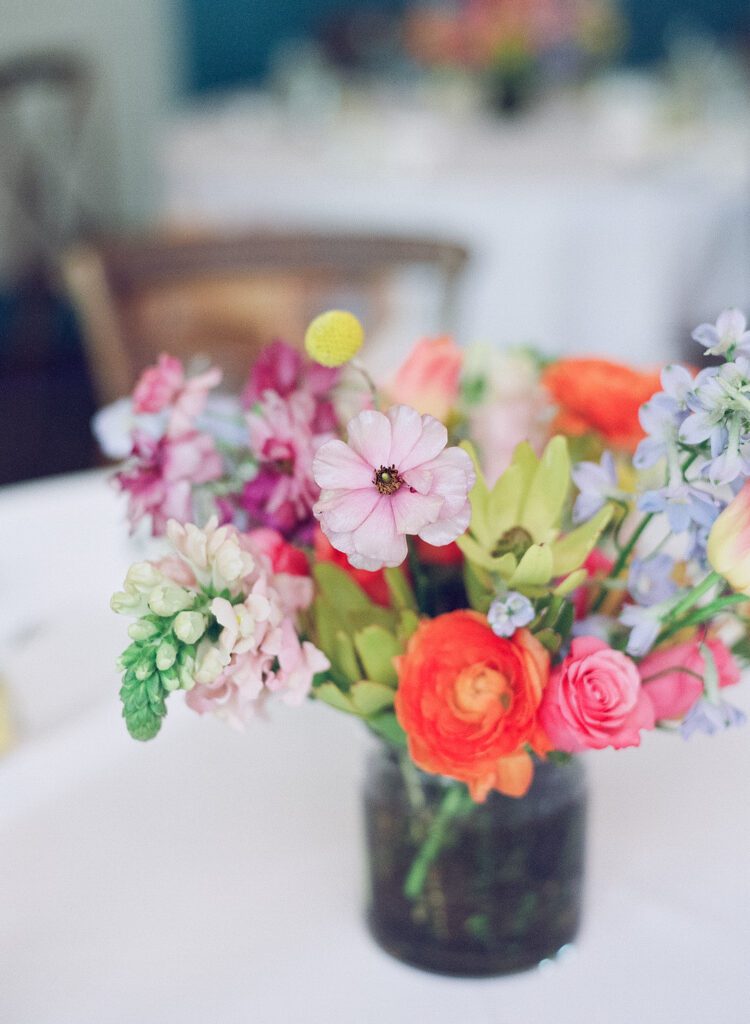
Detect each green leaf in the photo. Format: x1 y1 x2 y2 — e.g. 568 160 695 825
520 435 570 542
553 568 587 597
349 681 396 715
313 562 374 612
508 544 554 588
333 631 362 683
367 712 407 748
314 682 355 714
510 441 539 512
457 533 517 575
384 567 417 611
487 462 524 542
396 609 420 646
533 628 562 655
463 559 494 613
550 505 613 576
354 626 400 686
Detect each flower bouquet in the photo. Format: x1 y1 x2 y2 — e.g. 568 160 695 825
101 308 749 976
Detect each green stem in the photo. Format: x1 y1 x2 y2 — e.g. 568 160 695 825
661 571 721 625
591 512 654 613
403 783 466 902
656 594 749 645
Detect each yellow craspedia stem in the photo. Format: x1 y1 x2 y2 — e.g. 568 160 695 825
305 310 364 367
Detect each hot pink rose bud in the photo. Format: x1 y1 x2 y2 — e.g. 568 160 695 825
707 480 750 594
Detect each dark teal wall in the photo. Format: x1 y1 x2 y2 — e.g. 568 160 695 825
184 0 750 94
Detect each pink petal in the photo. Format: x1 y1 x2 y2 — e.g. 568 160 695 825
347 409 391 467
313 440 373 489
421 446 476 514
386 405 425 466
398 414 448 472
419 498 471 545
316 487 380 533
391 487 443 535
402 466 433 494
352 496 407 565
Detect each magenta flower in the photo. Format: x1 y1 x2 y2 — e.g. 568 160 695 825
312 404 475 570
241 339 339 432
243 390 326 537
116 430 223 534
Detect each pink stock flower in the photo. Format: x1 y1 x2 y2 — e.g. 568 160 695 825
312 404 475 570
242 339 339 432
639 639 740 721
243 391 325 537
116 429 223 534
244 528 313 612
132 354 184 413
131 354 222 437
389 336 463 422
539 637 655 752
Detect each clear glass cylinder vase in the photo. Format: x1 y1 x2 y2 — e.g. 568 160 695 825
363 744 587 977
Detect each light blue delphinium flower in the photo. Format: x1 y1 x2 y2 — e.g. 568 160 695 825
638 484 720 534
627 554 677 607
692 308 750 359
571 451 620 524
487 591 535 638
680 697 747 739
634 365 693 470
619 602 664 657
680 358 750 485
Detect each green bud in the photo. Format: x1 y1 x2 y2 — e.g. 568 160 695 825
111 588 144 615
128 620 160 642
178 659 196 691
148 584 193 617
173 610 206 645
135 657 154 681
160 667 181 692
155 641 178 671
125 561 163 593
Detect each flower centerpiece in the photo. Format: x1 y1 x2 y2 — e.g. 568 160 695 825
404 0 625 115
100 308 749 976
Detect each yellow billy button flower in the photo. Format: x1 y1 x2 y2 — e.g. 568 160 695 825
305 310 364 367
707 480 750 594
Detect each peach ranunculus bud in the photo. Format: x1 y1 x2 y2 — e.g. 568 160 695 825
707 480 750 594
389 336 463 422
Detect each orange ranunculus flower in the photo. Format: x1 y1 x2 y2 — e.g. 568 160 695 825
542 358 661 451
394 611 550 801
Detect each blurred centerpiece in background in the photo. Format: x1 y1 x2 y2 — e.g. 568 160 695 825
405 0 625 114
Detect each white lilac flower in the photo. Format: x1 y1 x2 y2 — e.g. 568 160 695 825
571 452 620 524
638 484 719 534
692 309 750 359
487 591 535 637
679 697 747 739
627 554 677 607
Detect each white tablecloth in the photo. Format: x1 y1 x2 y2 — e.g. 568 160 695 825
1 471 749 1023
159 88 750 364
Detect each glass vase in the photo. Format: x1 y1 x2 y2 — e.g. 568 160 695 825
363 744 587 977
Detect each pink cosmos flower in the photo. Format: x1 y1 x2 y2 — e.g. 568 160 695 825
389 336 462 422
539 636 655 752
116 429 223 534
312 404 476 570
243 390 326 537
241 339 339 433
639 639 740 721
131 353 222 438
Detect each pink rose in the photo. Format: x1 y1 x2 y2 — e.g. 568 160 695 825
133 355 184 414
539 637 655 752
389 336 462 422
639 639 740 721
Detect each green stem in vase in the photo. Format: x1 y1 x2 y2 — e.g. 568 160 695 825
656 593 749 645
403 783 468 902
591 512 654 613
661 571 722 624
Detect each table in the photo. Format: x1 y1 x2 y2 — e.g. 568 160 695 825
1 471 749 1023
159 85 750 365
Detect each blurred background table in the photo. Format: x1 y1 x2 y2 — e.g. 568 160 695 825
160 85 750 364
1 470 749 1023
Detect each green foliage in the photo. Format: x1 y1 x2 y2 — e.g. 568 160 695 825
310 562 420 735
120 665 168 741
